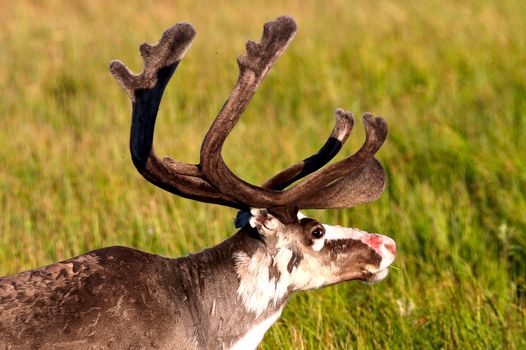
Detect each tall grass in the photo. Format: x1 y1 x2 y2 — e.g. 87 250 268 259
1 0 525 348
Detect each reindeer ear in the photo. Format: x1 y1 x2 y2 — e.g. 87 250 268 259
297 158 386 209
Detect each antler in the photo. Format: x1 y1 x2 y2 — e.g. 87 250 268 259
110 16 388 223
110 23 241 208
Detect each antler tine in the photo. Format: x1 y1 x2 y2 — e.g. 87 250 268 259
110 23 195 100
110 23 199 176
110 23 244 209
198 16 298 206
289 113 388 205
263 109 354 190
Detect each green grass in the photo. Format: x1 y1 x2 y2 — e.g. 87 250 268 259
1 0 525 348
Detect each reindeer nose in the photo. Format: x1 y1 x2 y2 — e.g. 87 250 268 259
361 234 396 256
383 237 396 255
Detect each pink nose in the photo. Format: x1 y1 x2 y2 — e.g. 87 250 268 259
385 240 396 255
361 234 396 256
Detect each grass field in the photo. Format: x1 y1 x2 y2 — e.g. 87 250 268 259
1 0 525 348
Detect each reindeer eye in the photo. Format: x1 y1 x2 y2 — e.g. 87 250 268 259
311 228 325 239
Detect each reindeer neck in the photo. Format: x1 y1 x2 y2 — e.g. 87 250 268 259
171 228 290 349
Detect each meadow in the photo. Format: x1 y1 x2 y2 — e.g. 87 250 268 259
1 0 525 348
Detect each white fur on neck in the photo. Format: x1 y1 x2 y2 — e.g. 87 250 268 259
233 245 291 316
228 307 283 350
233 242 336 314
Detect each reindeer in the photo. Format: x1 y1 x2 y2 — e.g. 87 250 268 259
0 16 395 350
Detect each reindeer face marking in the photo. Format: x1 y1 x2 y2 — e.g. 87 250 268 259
285 215 396 290
317 224 396 284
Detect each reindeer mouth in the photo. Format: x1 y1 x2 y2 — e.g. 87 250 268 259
363 266 391 284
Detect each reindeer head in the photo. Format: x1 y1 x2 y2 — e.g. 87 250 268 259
110 16 395 315
232 208 395 315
